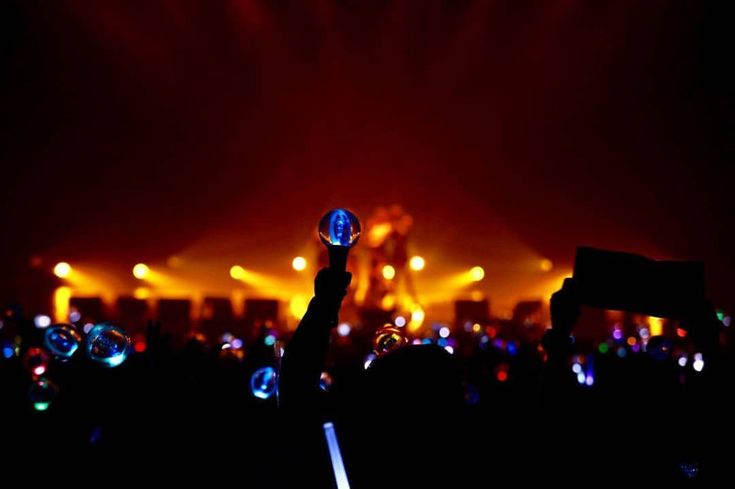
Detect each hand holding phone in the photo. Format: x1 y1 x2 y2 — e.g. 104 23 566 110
573 247 705 318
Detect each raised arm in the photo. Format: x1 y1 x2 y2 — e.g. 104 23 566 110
279 268 351 410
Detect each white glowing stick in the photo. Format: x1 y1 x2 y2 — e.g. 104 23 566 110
323 422 351 489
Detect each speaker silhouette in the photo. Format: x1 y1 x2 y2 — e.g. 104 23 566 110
454 299 490 326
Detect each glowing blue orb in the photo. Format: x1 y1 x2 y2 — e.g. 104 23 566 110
44 324 82 359
1 341 14 359
250 366 277 400
86 323 130 367
319 208 361 248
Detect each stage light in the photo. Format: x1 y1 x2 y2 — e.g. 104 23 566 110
292 256 307 271
649 317 664 336
54 262 71 278
439 326 450 338
540 259 553 272
53 286 71 324
409 256 425 271
409 306 425 331
394 316 406 327
444 346 454 355
132 263 150 280
230 265 246 280
470 266 485 282
598 343 609 354
382 265 396 280
134 287 150 300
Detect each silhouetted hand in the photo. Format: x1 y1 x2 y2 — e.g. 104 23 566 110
313 268 352 326
550 278 580 337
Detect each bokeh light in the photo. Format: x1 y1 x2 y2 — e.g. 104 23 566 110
230 265 246 280
539 259 553 272
292 256 307 271
34 314 51 329
132 263 150 280
53 262 71 278
409 256 425 271
470 266 485 282
382 265 396 280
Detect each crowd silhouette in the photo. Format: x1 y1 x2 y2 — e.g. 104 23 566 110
1 254 732 487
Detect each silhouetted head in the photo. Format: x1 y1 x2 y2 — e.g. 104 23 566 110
363 344 464 417
353 345 467 487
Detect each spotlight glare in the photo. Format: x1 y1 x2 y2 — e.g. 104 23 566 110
230 265 246 280
540 259 553 272
382 265 396 280
470 266 485 282
292 256 307 271
53 262 71 278
132 263 150 280
409 256 425 271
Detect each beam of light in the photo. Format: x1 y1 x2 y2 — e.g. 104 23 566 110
323 422 351 489
33 402 50 412
289 294 309 320
53 262 72 278
132 263 150 280
539 259 553 272
382 265 396 280
409 256 425 271
53 286 72 323
408 305 425 332
229 266 292 295
292 256 307 271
